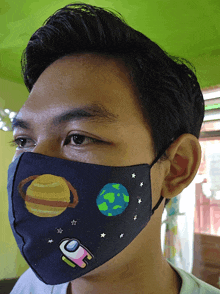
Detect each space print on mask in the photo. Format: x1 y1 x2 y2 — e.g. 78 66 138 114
7 138 174 285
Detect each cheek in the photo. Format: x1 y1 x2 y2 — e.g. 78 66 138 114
114 140 153 167
12 155 16 163
150 167 164 207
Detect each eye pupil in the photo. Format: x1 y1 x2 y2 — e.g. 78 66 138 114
19 138 26 147
72 135 85 145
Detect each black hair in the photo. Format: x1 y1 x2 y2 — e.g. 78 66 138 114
21 2 204 166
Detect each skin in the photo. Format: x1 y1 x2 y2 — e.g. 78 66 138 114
12 53 201 294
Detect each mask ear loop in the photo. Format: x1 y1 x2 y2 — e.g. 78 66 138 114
150 137 175 214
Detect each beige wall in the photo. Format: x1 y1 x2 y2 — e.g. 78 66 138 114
0 78 29 279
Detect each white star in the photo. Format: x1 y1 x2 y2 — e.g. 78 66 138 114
48 239 54 243
57 228 63 234
120 233 124 238
71 220 77 225
134 215 137 220
140 182 144 187
138 199 142 204
101 233 106 238
132 173 136 178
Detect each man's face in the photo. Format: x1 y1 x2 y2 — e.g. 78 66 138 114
11 53 168 278
12 53 155 167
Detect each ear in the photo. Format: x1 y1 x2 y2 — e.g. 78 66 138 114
161 133 201 199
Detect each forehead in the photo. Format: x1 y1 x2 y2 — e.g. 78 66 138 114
17 54 145 126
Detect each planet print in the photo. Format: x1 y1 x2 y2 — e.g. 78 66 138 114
18 174 78 217
96 183 129 216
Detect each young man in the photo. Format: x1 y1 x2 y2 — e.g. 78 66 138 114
7 3 220 294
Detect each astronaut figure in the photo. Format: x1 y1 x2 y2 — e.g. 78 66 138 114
59 238 93 268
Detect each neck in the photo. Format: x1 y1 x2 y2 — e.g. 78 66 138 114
68 255 182 294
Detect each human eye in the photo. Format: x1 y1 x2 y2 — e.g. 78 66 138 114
9 137 34 149
65 134 102 147
8 134 102 149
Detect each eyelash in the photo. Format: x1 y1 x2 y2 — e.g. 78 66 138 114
8 134 102 149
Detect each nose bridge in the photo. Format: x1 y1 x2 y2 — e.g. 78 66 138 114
33 134 62 158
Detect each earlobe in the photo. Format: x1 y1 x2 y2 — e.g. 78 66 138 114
161 133 201 199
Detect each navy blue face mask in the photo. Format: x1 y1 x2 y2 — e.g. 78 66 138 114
7 142 172 285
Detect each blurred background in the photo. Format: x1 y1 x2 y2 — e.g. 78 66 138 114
0 0 220 292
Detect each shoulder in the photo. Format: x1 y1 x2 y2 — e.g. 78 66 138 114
10 268 69 294
168 261 220 294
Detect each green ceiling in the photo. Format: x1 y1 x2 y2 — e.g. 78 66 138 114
0 0 220 89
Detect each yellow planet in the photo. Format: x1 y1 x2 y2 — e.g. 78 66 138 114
18 174 78 217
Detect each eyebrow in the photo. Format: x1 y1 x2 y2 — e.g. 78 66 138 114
11 103 119 131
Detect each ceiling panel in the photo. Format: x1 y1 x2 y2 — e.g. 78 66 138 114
0 0 219 88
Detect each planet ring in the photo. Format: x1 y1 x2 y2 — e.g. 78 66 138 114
18 175 79 208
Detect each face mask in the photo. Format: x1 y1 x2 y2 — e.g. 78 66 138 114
7 142 172 285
